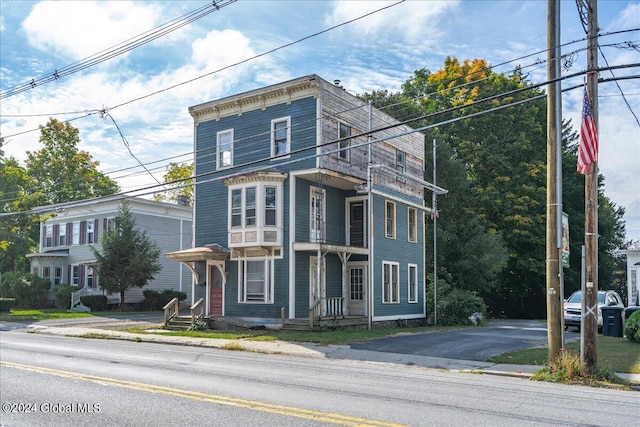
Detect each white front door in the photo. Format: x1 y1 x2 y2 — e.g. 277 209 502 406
348 264 367 316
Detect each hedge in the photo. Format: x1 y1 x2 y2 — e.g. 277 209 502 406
80 295 108 312
143 289 187 311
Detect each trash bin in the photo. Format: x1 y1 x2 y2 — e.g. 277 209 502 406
601 306 624 337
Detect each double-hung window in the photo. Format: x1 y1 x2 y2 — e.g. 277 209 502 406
72 222 80 245
231 187 258 228
407 207 417 243
87 220 95 244
45 226 52 247
385 200 396 239
271 117 290 157
383 261 399 303
408 264 418 303
217 129 233 169
396 149 406 173
59 224 66 246
264 187 277 226
338 122 351 161
239 259 273 303
54 267 62 285
71 265 79 286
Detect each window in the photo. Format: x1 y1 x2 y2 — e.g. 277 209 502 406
385 200 396 239
43 266 51 281
59 224 66 246
271 117 290 157
54 267 62 285
338 122 350 161
72 222 80 245
350 267 363 301
383 261 399 303
45 225 52 247
217 129 233 168
71 265 79 285
264 187 276 226
396 149 406 173
231 189 242 227
87 220 95 244
239 259 273 303
310 187 325 242
245 187 256 227
408 264 418 303
86 266 95 288
408 207 417 243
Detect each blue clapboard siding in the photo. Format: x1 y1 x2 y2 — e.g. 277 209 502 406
371 193 424 318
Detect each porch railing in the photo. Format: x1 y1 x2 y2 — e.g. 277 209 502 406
191 298 204 324
309 297 345 327
70 287 91 309
163 297 180 327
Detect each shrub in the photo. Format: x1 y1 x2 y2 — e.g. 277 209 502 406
625 310 640 343
0 298 15 312
142 289 187 311
53 284 80 309
80 295 108 312
0 271 51 308
437 288 487 326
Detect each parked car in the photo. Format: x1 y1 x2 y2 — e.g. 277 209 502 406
564 290 624 332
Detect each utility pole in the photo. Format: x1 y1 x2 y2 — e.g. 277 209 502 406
583 0 599 373
546 0 562 361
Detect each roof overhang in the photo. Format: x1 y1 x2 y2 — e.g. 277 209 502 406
165 244 230 262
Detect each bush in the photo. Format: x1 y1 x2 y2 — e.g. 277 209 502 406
0 298 15 312
142 289 187 311
53 284 80 309
437 288 487 326
0 271 51 308
80 295 108 312
625 310 640 343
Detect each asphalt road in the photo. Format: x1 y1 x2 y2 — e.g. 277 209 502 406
350 319 579 361
2 329 637 426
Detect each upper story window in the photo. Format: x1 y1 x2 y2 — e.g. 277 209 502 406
72 222 80 245
407 207 417 243
385 200 396 239
338 122 351 161
217 129 234 169
396 149 406 173
265 187 277 226
271 117 290 158
45 225 53 247
59 224 66 246
231 187 257 228
87 220 95 244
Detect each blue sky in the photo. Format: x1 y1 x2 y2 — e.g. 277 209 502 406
1 0 639 241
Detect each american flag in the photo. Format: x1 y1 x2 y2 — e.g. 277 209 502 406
577 86 598 175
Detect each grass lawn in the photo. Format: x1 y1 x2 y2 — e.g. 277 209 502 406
0 309 93 322
487 336 640 374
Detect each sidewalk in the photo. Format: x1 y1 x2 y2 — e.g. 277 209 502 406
16 317 640 386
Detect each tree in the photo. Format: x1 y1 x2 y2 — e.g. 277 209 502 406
26 118 119 205
92 201 162 310
153 162 193 206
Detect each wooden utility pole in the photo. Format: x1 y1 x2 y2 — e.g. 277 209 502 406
583 0 599 372
545 0 562 361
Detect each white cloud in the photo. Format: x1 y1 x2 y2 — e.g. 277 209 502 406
22 1 161 61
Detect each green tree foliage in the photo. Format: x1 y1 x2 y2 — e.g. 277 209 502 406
0 271 51 308
153 162 193 206
26 118 119 205
92 201 162 310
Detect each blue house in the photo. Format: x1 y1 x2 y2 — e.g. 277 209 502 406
167 75 442 329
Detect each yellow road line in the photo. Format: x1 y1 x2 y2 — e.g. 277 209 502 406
1 361 406 427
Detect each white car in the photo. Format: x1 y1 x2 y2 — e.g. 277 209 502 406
563 290 624 332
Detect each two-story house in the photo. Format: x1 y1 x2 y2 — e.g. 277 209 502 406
27 197 192 308
167 75 441 328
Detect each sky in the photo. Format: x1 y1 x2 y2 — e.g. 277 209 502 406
1 0 639 241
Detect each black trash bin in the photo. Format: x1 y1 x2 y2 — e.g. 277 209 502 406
601 306 624 337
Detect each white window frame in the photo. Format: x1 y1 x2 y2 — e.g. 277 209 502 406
87 220 95 244
407 207 417 243
59 224 66 246
72 222 80 245
86 266 95 288
45 225 52 247
71 264 79 286
385 200 396 239
238 258 274 303
310 186 326 242
264 186 277 226
271 117 291 158
217 129 234 169
54 267 62 285
338 122 350 161
43 266 51 281
382 261 400 304
408 263 418 303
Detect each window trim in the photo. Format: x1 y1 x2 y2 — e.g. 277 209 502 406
238 258 274 304
338 122 351 161
385 200 396 239
310 186 326 243
59 223 66 246
71 264 80 286
72 222 80 245
408 263 418 303
271 116 291 159
382 261 400 304
217 129 234 169
396 149 406 173
407 207 417 243
54 267 62 285
87 219 95 244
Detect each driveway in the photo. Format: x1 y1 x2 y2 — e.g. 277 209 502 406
350 319 578 361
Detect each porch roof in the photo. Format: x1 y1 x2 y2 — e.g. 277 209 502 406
26 249 69 259
165 243 230 262
292 242 369 255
